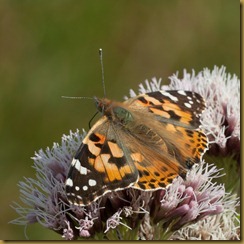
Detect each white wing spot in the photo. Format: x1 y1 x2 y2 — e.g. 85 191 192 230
177 90 187 96
66 192 76 197
187 96 192 100
71 158 88 175
80 166 88 175
75 186 80 191
160 91 178 102
88 179 97 186
72 158 81 172
66 178 73 187
71 158 77 166
184 102 192 108
83 185 88 191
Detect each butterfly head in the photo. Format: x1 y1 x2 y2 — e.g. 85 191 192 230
94 96 111 114
94 96 133 125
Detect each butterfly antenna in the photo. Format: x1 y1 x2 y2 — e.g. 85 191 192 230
99 48 106 98
61 96 93 100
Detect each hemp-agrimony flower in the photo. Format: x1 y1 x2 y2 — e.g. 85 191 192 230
11 66 240 240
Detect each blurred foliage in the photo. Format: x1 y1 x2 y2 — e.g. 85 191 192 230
205 154 240 196
0 0 240 240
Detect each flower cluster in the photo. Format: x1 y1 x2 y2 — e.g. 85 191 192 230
11 66 240 240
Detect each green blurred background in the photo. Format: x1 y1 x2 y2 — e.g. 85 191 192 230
0 0 240 240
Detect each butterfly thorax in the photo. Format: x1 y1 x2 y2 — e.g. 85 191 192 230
95 97 133 126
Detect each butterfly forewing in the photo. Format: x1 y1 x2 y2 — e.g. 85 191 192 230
126 90 206 128
66 116 139 206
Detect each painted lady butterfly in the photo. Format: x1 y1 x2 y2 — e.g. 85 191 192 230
66 90 208 206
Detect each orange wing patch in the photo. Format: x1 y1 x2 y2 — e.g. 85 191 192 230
149 107 171 118
108 141 124 157
85 133 106 156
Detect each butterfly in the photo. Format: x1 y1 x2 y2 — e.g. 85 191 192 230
65 90 208 206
